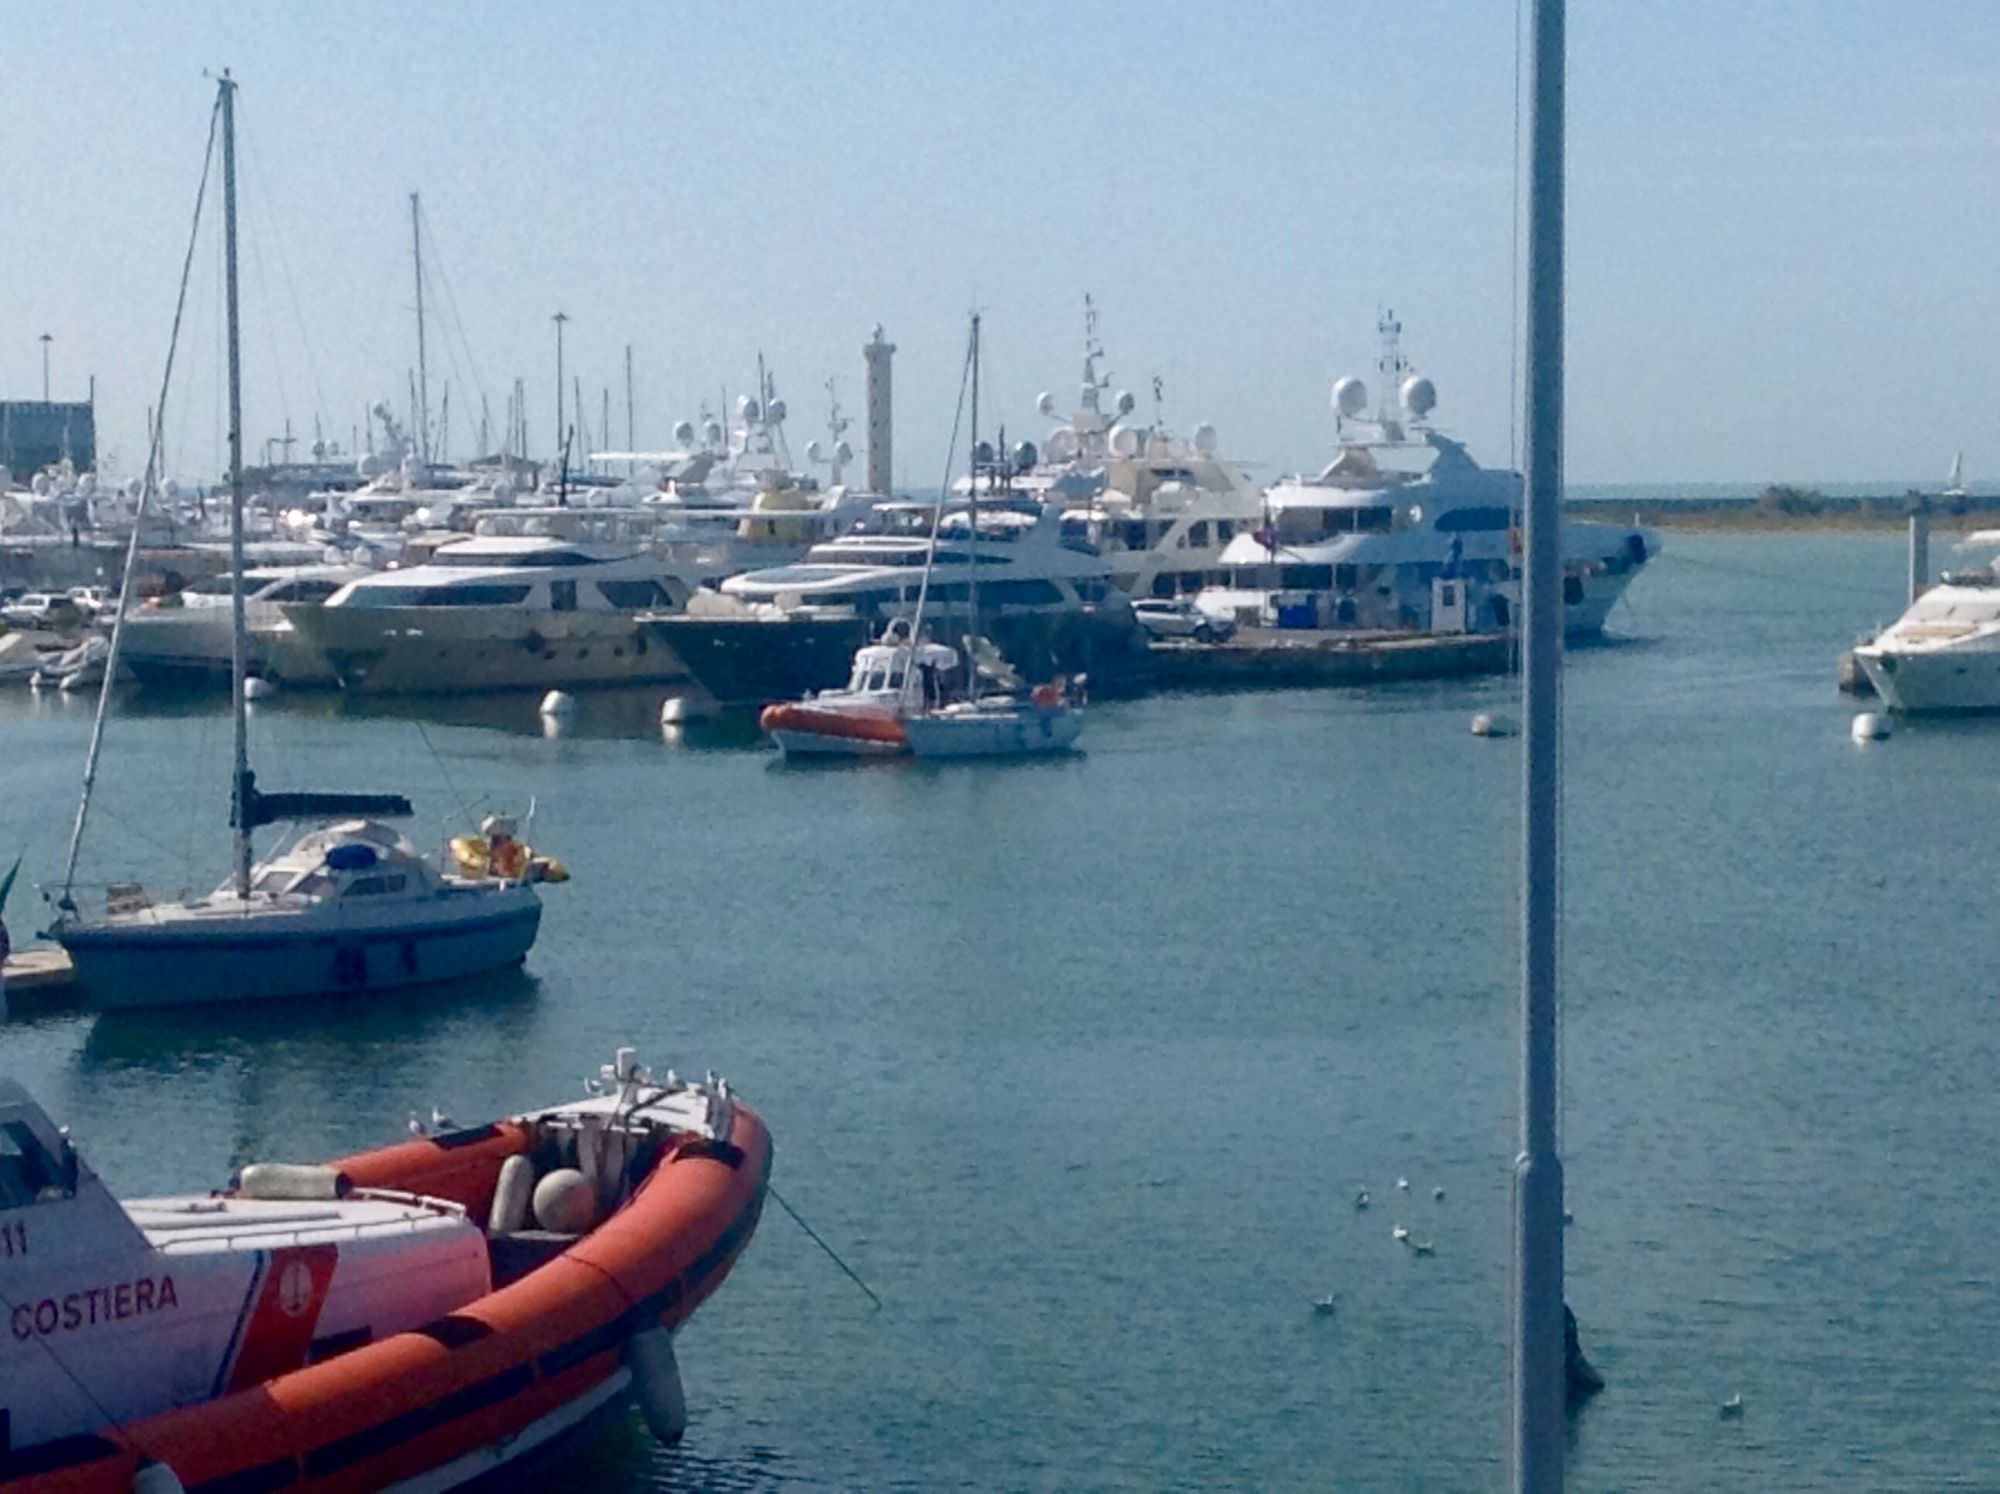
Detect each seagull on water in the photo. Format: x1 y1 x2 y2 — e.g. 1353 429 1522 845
1354 1189 1371 1211
1312 1295 1338 1316
1719 1394 1744 1419
407 1110 427 1138
1392 1224 1411 1243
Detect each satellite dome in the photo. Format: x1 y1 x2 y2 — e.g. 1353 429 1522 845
834 439 853 464
738 396 761 423
1333 377 1369 418
673 419 696 446
766 398 786 424
323 544 346 565
1037 391 1058 418
1400 375 1437 418
1109 424 1141 458
805 439 824 463
31 473 51 496
161 479 181 501
1046 428 1080 463
1192 422 1219 455
123 477 142 499
491 480 513 504
703 419 723 446
1115 390 1137 417
973 440 995 466
1013 440 1039 470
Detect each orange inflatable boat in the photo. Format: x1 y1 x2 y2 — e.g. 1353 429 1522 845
0 1047 769 1491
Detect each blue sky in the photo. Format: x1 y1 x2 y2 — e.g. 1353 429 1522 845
5 1 1996 488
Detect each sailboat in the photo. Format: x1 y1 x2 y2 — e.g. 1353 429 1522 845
1945 450 1968 500
50 74 548 1010
903 314 1085 760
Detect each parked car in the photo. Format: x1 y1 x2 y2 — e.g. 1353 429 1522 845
1133 597 1234 643
66 585 115 617
2 591 83 630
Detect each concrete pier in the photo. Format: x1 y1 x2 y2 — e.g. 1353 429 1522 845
1140 628 1513 691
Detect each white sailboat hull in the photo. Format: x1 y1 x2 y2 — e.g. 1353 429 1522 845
59 889 541 1009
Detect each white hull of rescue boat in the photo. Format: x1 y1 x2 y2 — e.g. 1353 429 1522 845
766 726 907 757
59 890 540 1008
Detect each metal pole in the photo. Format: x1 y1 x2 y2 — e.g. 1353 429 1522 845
221 72 253 901
411 192 430 468
625 343 635 477
1909 504 1930 604
39 334 52 401
552 312 568 467
1513 0 1566 1488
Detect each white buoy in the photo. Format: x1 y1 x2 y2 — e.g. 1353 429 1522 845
539 689 577 719
243 676 278 700
627 1327 689 1444
1471 712 1518 738
1851 712 1893 742
488 1153 534 1235
660 695 707 725
1396 1176 1410 1191
531 1167 597 1233
132 1462 189 1494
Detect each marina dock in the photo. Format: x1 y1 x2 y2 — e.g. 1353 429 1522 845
1139 627 1513 691
1 945 81 1006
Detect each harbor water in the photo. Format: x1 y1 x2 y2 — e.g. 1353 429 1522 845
3 531 1996 1489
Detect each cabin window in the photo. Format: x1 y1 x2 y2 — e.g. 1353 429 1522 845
597 579 672 609
1187 521 1210 548
344 874 408 897
1217 520 1236 542
986 580 1064 606
550 580 577 612
1435 506 1514 532
288 580 343 603
0 1119 69 1209
865 670 888 691
1563 576 1585 606
1334 564 1359 591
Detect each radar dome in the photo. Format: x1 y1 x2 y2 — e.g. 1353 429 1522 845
673 419 696 446
77 473 96 498
834 439 853 464
1013 440 1039 470
491 480 514 504
805 440 824 463
703 420 723 446
30 473 51 496
1115 390 1136 417
1045 428 1080 463
766 398 786 424
1109 424 1141 459
1192 422 1219 455
1037 391 1058 418
973 440 995 466
1400 375 1437 418
738 396 761 423
1333 377 1369 418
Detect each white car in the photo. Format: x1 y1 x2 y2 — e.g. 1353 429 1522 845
66 585 115 617
3 591 82 629
1133 597 1234 643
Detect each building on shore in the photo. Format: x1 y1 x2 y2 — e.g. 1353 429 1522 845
1 399 96 476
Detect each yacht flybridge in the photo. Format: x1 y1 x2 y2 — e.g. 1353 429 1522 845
285 505 703 694
1200 313 1655 636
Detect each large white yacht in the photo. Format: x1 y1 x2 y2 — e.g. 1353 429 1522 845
120 563 364 687
1010 297 1266 599
1200 313 1654 636
1852 533 2000 712
284 505 703 694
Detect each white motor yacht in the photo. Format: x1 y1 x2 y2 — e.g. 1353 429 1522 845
120 563 364 687
1853 532 2000 712
1199 313 1654 637
285 505 704 694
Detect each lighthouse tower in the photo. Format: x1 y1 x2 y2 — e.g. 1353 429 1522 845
863 324 895 495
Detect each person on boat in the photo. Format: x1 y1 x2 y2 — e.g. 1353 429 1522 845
483 815 528 881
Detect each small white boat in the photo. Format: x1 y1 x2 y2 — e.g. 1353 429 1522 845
758 627 959 756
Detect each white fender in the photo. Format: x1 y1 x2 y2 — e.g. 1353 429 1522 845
531 1167 597 1233
238 1163 350 1201
489 1153 534 1235
626 1326 688 1444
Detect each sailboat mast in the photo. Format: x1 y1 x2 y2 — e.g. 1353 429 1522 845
411 192 430 468
1512 0 1566 1485
221 71 253 900
966 313 980 694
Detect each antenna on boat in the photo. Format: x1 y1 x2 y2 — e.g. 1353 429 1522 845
1512 0 1567 1485
966 313 981 696
410 191 430 468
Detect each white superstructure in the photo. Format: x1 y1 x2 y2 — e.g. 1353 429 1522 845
120 564 364 686
1200 313 1653 636
285 507 704 694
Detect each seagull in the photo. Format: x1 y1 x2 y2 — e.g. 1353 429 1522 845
1312 1295 1338 1316
1396 1177 1410 1192
1410 1239 1436 1257
1354 1189 1371 1211
1392 1224 1411 1243
1719 1394 1744 1419
429 1106 454 1132
407 1111 428 1138
1432 1186 1446 1201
